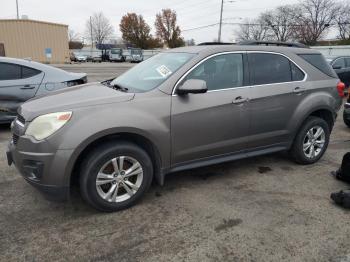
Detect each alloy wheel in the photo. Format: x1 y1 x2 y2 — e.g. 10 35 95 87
303 125 326 159
96 156 143 202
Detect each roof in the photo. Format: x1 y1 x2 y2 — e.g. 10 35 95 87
0 19 68 27
167 45 319 55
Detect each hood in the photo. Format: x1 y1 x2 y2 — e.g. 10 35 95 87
19 82 134 121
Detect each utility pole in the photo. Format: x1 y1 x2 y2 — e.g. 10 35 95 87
90 16 93 57
218 0 224 42
16 0 19 19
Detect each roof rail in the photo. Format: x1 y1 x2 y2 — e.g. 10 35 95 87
197 42 235 46
238 40 309 48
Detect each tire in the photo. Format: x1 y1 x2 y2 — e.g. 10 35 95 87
290 116 330 165
80 141 153 212
343 111 350 128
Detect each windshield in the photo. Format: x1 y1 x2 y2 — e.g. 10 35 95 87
131 49 142 55
111 49 121 54
111 52 195 92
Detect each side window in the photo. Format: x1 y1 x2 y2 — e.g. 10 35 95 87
22 66 41 78
333 58 345 69
184 53 244 91
249 53 292 85
291 62 305 81
0 63 21 80
345 58 350 68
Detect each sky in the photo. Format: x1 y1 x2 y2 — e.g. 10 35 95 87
0 0 336 44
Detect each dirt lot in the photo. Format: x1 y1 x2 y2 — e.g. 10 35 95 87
1 63 350 262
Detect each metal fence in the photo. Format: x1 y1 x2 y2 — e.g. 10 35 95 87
311 45 350 57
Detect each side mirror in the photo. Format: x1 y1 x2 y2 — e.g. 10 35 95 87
177 79 208 95
332 64 342 70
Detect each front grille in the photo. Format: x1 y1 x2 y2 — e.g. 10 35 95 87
12 134 19 145
17 114 25 125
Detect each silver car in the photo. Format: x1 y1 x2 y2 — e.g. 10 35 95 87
7 44 343 212
0 57 87 123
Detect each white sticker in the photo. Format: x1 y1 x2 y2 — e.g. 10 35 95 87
156 65 172 78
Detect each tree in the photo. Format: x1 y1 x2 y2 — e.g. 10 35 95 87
293 0 340 45
155 9 185 48
68 29 79 42
336 1 350 40
86 12 114 46
260 5 298 42
185 39 196 46
120 13 160 49
235 18 270 41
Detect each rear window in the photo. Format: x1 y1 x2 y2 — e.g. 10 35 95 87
298 54 337 78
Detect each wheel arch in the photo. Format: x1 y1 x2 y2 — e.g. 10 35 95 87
66 131 164 188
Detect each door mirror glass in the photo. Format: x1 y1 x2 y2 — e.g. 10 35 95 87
177 79 208 95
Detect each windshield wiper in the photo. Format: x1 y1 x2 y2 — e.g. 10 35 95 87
112 84 129 92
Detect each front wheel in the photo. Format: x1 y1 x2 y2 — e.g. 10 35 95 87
80 142 153 212
290 116 330 164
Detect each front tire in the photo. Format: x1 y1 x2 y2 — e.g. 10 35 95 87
80 141 153 212
290 116 330 164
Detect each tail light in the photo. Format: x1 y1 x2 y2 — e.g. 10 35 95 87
337 81 346 98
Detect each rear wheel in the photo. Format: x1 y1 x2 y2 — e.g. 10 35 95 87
343 111 350 128
290 116 330 164
80 141 153 212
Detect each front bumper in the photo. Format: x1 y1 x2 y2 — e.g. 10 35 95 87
7 123 73 201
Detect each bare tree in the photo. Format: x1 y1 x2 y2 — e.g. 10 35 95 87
68 29 80 42
86 12 114 46
235 18 270 41
260 5 298 42
293 0 340 45
155 9 184 48
336 1 350 40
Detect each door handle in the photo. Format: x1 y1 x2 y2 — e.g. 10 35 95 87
232 96 249 105
293 87 306 94
21 85 35 90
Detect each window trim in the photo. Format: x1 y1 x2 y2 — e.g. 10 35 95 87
172 51 307 96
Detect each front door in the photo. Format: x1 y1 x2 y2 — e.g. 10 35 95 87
171 53 251 165
0 62 44 120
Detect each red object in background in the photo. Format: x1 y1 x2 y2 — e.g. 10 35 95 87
337 81 346 98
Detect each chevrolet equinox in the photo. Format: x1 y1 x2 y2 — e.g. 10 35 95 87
7 44 344 212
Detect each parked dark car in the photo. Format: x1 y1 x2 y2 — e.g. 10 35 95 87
326 56 350 127
0 57 87 123
7 45 343 212
326 56 350 88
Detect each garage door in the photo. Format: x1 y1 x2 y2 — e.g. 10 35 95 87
0 43 5 56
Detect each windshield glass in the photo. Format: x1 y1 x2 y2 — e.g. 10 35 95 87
111 49 121 54
111 52 195 92
131 49 142 55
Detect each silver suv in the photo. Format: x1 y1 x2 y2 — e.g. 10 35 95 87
7 44 343 212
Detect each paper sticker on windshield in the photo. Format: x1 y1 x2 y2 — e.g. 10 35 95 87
156 65 172 78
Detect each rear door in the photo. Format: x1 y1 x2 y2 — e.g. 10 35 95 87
0 62 44 117
246 52 306 150
171 52 251 165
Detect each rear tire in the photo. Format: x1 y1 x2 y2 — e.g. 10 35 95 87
343 111 350 128
290 116 330 164
79 141 153 212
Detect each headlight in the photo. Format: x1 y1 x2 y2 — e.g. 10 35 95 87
25 112 72 140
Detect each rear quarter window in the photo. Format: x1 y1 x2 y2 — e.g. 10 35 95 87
298 54 337 78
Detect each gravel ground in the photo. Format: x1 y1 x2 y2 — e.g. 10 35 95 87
1 63 350 262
